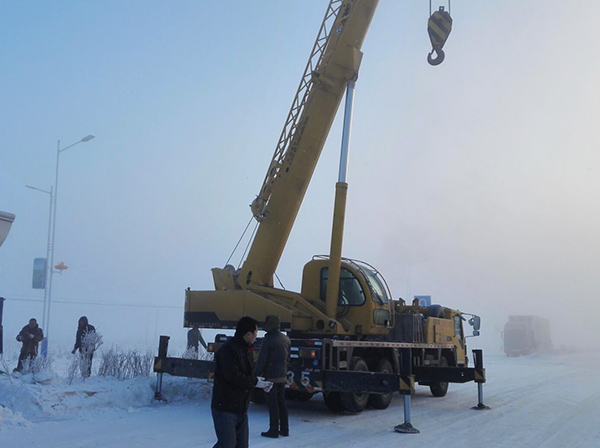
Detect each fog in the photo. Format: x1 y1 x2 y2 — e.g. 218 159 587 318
1 1 599 357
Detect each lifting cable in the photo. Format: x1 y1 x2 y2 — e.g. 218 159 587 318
225 216 286 290
225 216 255 267
275 272 286 290
429 0 451 16
427 1 453 66
237 220 259 271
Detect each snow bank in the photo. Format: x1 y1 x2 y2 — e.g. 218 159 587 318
0 372 142 423
0 366 213 428
0 405 32 429
158 376 213 403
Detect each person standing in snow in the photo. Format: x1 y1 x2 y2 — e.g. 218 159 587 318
15 318 44 371
187 324 207 359
211 316 272 448
255 315 291 438
71 316 96 377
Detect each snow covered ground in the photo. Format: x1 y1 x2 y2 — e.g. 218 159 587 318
1 349 599 447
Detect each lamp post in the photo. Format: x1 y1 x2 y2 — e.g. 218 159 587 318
0 211 16 248
25 184 52 354
27 134 95 355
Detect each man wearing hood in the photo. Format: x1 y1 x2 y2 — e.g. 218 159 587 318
211 316 272 448
255 314 291 438
71 316 96 377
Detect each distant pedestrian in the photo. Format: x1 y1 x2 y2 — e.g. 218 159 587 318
255 315 291 438
187 324 208 359
211 316 272 448
15 318 43 372
71 316 96 377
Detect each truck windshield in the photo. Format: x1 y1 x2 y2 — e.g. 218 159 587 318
361 267 389 304
504 327 527 349
320 267 365 306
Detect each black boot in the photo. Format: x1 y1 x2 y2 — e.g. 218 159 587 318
261 430 279 438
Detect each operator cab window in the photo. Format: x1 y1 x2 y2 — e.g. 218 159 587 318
320 267 365 306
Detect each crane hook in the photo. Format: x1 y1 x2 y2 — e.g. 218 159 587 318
427 6 452 66
427 48 445 66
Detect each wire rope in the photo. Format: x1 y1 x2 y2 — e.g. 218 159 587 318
225 216 254 266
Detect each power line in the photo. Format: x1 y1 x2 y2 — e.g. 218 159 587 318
3 296 181 309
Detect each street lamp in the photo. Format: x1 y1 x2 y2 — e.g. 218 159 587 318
27 134 95 355
0 211 16 248
25 184 52 352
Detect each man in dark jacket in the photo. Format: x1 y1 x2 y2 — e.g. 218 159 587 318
71 316 96 377
255 314 291 438
16 318 44 371
211 316 272 448
187 324 207 359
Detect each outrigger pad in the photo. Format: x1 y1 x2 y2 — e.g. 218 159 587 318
154 392 168 402
472 403 491 410
394 423 420 434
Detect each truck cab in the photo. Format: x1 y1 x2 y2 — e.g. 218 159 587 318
299 257 392 336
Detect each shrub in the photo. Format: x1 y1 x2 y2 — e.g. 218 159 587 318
97 347 154 380
67 330 104 384
20 352 54 375
181 347 213 361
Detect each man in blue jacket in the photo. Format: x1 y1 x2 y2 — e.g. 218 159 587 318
211 316 272 448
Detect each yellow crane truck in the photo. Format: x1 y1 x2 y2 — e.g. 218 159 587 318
155 0 487 425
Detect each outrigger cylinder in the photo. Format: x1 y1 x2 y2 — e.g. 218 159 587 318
472 349 490 410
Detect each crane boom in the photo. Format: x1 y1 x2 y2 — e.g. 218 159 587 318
239 0 379 288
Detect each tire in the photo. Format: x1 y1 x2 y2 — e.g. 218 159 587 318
323 391 344 413
340 357 370 414
368 358 394 409
429 357 449 397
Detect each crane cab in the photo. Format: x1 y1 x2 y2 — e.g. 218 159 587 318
300 257 393 337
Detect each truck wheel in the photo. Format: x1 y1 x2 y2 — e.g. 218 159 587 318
368 358 393 409
323 391 344 413
429 357 449 397
340 357 370 414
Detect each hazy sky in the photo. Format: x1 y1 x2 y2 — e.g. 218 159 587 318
1 1 599 353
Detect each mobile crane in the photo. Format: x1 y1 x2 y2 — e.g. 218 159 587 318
155 0 487 421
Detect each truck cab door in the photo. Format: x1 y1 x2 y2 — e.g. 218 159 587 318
454 314 466 365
